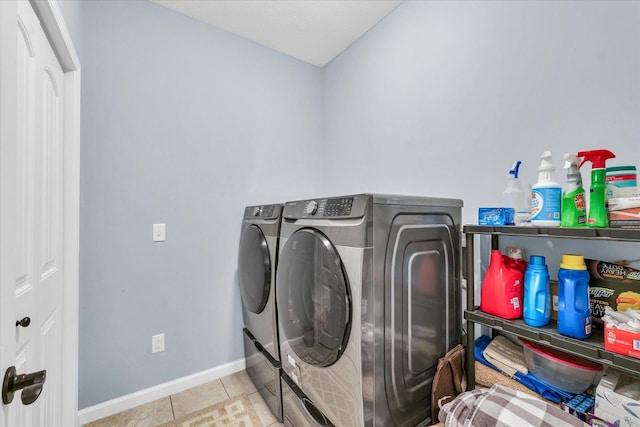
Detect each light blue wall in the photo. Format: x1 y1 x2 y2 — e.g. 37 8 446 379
324 0 640 225
60 0 640 410
63 0 323 409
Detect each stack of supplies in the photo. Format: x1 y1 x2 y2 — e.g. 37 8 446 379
606 165 640 228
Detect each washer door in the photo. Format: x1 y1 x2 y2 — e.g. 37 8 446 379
238 224 272 314
277 228 351 367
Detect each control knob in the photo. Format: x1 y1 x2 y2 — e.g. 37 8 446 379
253 207 262 217
305 200 318 215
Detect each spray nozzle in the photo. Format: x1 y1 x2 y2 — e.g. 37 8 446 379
577 149 616 169
509 161 522 179
538 150 555 172
564 153 580 170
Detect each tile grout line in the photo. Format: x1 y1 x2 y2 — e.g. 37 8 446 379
220 378 231 400
169 394 176 421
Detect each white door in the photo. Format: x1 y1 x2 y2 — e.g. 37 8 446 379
0 1 80 426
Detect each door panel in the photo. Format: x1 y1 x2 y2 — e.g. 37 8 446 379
5 2 65 425
277 229 351 367
407 245 445 376
384 215 460 426
238 225 271 314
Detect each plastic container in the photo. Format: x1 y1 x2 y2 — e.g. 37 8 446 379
480 249 524 319
606 165 638 198
531 151 562 227
503 161 529 225
557 254 592 340
519 338 603 394
523 255 550 327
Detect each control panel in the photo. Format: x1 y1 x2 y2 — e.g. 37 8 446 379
244 204 282 220
283 194 368 219
323 197 354 217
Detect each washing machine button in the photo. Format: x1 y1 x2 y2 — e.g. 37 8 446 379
305 200 318 215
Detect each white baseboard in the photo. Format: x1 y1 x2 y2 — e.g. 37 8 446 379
77 358 245 426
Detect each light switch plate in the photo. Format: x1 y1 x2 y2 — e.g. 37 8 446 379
153 224 166 242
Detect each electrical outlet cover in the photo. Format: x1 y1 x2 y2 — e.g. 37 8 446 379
152 334 165 353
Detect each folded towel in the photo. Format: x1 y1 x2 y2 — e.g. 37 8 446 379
475 335 575 404
482 335 528 375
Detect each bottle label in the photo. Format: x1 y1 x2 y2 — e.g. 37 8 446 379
531 187 561 222
574 192 586 210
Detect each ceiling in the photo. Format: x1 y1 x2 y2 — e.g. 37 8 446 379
151 0 403 67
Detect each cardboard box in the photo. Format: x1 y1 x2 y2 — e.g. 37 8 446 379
562 393 617 426
604 322 640 359
590 412 616 427
563 392 595 422
478 207 514 225
609 196 640 228
595 369 640 427
587 259 640 328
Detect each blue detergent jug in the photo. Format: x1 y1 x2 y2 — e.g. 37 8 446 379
557 254 592 340
523 255 551 327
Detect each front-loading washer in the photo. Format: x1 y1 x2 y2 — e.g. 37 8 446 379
238 203 283 421
276 194 462 426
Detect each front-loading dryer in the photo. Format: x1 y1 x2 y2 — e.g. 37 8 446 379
276 194 462 426
238 203 283 421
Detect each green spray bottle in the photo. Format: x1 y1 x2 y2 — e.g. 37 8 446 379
561 153 586 227
577 149 616 228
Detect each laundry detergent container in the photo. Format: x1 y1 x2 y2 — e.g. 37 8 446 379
519 338 603 394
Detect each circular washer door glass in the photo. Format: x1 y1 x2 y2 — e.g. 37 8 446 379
238 225 271 314
277 228 351 367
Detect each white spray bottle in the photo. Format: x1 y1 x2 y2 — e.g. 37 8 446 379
531 151 562 227
560 153 587 227
502 161 530 225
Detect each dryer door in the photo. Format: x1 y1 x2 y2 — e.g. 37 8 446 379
383 215 460 426
238 224 272 314
277 228 351 367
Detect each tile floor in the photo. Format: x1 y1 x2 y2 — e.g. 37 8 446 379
83 370 285 427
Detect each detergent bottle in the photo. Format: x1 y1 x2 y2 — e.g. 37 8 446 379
557 254 591 340
531 151 562 227
523 255 551 327
561 153 587 227
480 249 524 319
577 149 616 228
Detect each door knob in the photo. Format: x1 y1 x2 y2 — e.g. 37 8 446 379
2 366 46 405
15 317 31 328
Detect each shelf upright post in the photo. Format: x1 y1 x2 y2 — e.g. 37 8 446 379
465 230 476 390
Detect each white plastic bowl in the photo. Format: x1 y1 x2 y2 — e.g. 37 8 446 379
519 338 603 394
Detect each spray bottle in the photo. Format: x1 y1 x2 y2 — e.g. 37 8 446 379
531 151 562 227
561 153 587 227
577 149 616 228
502 161 526 213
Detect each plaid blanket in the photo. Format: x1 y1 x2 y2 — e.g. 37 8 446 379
439 385 588 427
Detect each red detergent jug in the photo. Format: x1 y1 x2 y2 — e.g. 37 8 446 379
481 249 524 319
